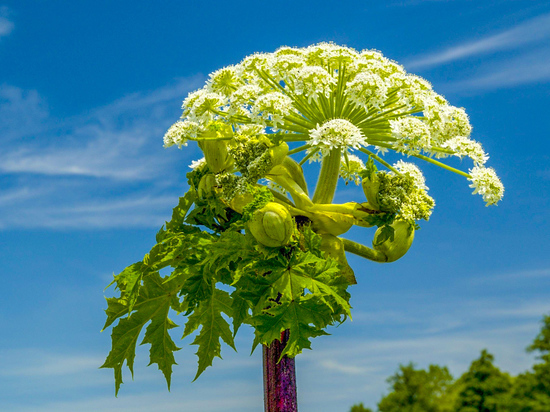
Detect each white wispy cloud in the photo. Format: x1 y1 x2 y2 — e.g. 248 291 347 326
444 46 550 91
0 85 49 141
0 76 203 180
407 13 550 69
0 76 206 229
0 7 14 39
0 191 180 229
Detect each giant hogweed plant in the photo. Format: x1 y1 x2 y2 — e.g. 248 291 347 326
101 43 504 405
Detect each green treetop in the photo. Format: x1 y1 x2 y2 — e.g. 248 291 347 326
455 350 512 412
377 363 456 412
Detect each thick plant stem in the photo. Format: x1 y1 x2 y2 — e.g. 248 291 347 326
263 330 298 412
312 148 341 204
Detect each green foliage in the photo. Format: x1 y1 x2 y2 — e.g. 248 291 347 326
527 315 550 357
350 403 374 412
455 350 512 412
102 189 352 393
377 363 456 412
508 315 550 411
350 317 550 412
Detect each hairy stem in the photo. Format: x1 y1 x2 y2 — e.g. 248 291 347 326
312 148 341 204
263 330 298 412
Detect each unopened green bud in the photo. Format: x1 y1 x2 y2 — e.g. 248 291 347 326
198 123 234 173
362 173 380 210
197 174 217 198
319 234 356 284
268 142 289 167
372 220 415 262
248 202 294 247
228 192 254 214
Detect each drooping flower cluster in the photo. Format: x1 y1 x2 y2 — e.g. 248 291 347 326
468 166 505 206
164 42 504 212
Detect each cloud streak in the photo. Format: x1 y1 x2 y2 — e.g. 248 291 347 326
0 76 203 180
407 13 550 69
0 76 206 229
0 7 14 39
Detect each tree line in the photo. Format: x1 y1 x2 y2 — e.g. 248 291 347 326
350 314 550 412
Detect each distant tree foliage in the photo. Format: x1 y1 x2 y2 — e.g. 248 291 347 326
377 363 455 412
348 313 550 412
350 403 374 412
508 315 550 412
455 349 512 412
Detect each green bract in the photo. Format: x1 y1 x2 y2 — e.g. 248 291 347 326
102 43 504 394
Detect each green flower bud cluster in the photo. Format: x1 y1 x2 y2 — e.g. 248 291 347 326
362 170 434 227
230 135 289 183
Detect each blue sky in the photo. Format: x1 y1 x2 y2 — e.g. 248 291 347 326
1 1 550 411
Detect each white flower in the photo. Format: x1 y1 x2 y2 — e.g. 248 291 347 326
468 166 504 206
346 71 388 110
306 42 359 68
207 66 242 96
292 66 336 103
443 136 488 166
308 119 367 156
394 160 428 190
426 105 472 143
392 75 434 109
182 89 227 121
235 124 265 137
270 54 306 81
230 84 262 105
350 55 404 78
163 120 202 148
274 46 305 58
340 154 365 185
189 157 206 169
238 52 275 75
390 117 431 154
251 92 295 129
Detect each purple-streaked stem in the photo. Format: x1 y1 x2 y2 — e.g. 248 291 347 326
263 330 298 412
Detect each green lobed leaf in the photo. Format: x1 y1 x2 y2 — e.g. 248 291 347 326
165 190 197 234
101 272 186 395
182 287 236 380
245 242 352 358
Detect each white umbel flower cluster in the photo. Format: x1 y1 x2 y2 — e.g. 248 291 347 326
251 92 295 129
394 160 428 191
163 120 202 148
292 66 336 103
443 136 488 167
308 119 367 156
390 117 431 155
346 72 387 110
188 157 206 170
163 42 504 207
468 166 504 206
